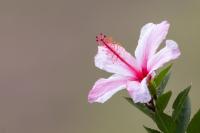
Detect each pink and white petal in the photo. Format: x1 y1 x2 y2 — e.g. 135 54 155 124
135 21 170 68
147 40 181 72
88 74 129 103
127 78 151 103
95 46 138 77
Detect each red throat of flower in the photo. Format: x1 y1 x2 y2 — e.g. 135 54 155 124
96 33 144 81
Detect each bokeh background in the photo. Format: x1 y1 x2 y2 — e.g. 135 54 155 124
0 0 199 133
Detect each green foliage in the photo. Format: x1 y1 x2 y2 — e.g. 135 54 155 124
143 126 161 133
148 80 157 98
174 97 191 133
153 86 192 133
154 64 172 87
187 109 200 133
154 110 176 133
153 64 172 96
171 86 191 133
156 91 172 112
172 86 191 121
157 72 171 96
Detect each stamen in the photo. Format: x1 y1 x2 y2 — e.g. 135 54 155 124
96 33 142 78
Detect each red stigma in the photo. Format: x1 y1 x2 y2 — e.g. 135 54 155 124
96 33 108 45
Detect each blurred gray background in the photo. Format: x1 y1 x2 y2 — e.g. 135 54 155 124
0 0 199 133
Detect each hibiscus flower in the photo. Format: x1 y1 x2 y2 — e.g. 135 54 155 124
88 21 180 103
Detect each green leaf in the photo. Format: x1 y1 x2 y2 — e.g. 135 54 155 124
172 85 191 121
155 110 176 133
174 97 191 133
124 97 155 119
156 91 172 112
157 72 171 96
143 126 161 133
149 80 157 98
187 109 200 133
154 64 172 87
153 64 172 96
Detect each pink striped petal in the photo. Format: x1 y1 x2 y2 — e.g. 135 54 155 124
127 77 151 103
147 40 181 72
95 45 138 77
135 21 170 69
88 74 129 103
